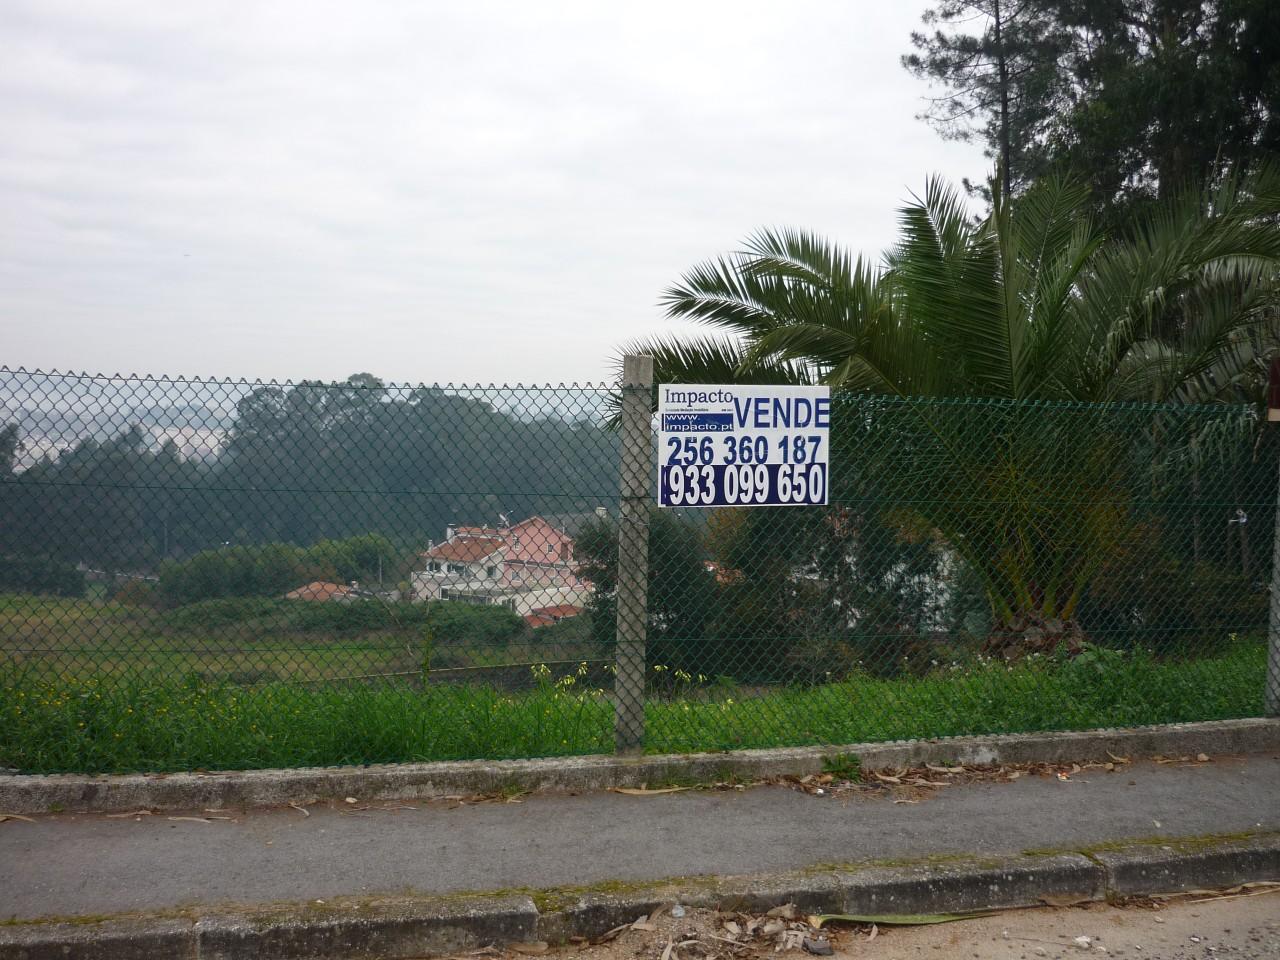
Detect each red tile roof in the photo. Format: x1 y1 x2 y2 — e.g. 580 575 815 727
531 604 581 619
423 536 503 562
524 605 583 627
283 581 358 601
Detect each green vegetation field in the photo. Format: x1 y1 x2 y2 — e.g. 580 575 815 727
0 588 1265 774
0 593 598 685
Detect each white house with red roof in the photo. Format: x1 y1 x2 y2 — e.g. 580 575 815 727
410 515 590 617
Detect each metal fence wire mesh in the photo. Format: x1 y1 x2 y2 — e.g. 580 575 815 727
0 367 1275 774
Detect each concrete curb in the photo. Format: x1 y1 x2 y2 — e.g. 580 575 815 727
0 896 540 960
2 835 1277 960
1093 834 1280 897
2 717 1277 815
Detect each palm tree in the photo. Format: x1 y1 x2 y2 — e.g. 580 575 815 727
622 172 1280 645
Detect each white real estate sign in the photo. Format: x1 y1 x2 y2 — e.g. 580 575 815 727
657 384 830 507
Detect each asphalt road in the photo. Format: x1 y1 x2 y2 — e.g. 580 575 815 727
1 755 1277 920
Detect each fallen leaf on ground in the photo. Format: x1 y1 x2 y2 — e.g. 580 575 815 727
809 911 994 928
289 803 310 817
105 810 153 818
1040 894 1092 907
1196 753 1210 762
630 921 656 932
781 929 808 951
1188 885 1280 904
167 816 212 824
873 773 901 784
766 903 799 919
508 942 548 955
926 763 964 774
609 787 690 796
0 813 35 823
1106 752 1130 764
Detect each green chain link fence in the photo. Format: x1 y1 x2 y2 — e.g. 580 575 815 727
1 364 1276 774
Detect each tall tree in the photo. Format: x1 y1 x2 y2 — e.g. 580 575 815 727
905 0 1280 209
903 0 1071 197
1055 0 1280 208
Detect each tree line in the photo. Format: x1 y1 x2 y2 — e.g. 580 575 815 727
0 376 619 581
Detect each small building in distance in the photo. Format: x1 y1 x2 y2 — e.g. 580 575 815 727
523 603 583 628
283 580 365 602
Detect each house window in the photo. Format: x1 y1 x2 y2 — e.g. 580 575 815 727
546 545 554 556
559 544 570 561
485 565 497 578
428 561 441 573
447 563 467 575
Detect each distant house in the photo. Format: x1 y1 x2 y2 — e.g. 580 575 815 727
523 603 583 628
283 581 365 602
410 515 591 615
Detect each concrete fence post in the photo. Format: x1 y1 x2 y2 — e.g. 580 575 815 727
614 354 653 754
1267 450 1280 716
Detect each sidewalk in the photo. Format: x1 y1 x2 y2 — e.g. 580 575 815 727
2 753 1277 922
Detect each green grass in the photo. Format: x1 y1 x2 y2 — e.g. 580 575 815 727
1 641 1265 774
0 593 601 684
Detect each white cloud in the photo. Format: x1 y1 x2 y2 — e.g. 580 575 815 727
0 0 987 384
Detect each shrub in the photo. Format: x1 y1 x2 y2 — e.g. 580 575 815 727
428 601 526 647
0 555 86 597
156 535 401 606
163 597 285 630
288 599 431 633
531 611 593 646
107 579 157 607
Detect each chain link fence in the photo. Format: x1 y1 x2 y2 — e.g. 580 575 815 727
1 365 1276 774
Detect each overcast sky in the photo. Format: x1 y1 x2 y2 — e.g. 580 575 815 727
2 1 987 386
